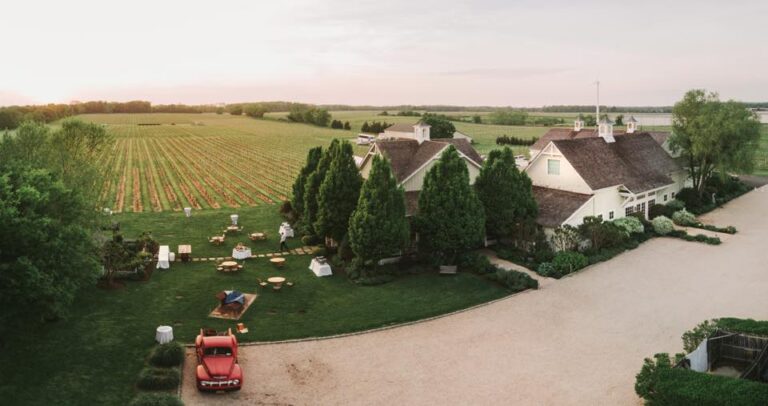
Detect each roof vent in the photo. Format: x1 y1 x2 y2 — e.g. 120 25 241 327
598 117 615 143
626 116 638 134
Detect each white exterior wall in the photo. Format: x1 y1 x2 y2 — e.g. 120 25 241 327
401 159 481 192
525 146 592 195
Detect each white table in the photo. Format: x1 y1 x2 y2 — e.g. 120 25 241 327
232 247 252 260
157 245 170 269
155 325 174 344
279 222 294 238
309 258 332 277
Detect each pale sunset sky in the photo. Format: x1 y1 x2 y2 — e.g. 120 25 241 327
1 0 766 107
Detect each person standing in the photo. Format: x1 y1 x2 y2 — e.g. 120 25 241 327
279 231 288 252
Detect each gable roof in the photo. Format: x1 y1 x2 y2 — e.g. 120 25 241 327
551 134 679 193
385 123 418 133
372 138 482 183
532 186 592 228
531 128 671 151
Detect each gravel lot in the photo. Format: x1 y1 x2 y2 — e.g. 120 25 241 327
183 187 768 406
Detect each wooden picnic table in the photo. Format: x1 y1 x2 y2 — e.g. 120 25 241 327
249 232 266 241
210 236 225 245
267 276 286 288
270 257 286 268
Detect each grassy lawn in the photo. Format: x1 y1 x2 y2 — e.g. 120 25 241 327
0 205 511 405
753 125 768 176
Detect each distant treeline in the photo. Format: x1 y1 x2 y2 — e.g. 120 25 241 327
361 121 392 134
496 135 537 146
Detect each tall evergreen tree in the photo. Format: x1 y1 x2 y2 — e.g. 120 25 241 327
315 140 362 244
417 146 485 265
348 155 409 268
291 146 322 221
475 147 538 239
303 140 339 236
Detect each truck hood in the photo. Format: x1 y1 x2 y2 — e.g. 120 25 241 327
202 357 235 379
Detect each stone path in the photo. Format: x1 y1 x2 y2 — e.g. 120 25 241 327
179 246 315 262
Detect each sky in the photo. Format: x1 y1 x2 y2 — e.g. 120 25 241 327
1 0 766 107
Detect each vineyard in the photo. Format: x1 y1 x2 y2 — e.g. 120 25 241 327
84 113 354 213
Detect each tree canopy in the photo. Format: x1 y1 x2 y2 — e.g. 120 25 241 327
669 89 762 194
302 140 338 236
417 146 485 265
421 114 456 138
315 140 362 244
475 147 538 240
291 146 322 222
348 155 409 267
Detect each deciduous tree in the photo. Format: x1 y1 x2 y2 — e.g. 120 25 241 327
669 89 761 195
421 114 455 138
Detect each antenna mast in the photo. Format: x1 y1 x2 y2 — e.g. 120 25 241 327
595 80 600 122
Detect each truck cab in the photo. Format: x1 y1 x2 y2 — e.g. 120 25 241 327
195 328 243 391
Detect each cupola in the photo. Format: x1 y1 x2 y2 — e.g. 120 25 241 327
598 117 615 143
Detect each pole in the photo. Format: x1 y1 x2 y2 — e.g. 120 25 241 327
596 80 600 122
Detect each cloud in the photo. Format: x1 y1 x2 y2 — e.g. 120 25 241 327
433 67 573 78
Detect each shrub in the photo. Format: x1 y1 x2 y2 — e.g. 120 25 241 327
650 367 768 405
148 342 184 367
578 216 627 251
717 317 768 336
136 367 180 390
672 209 697 226
538 251 588 278
635 353 675 401
536 262 556 278
675 188 704 211
666 199 685 211
649 204 672 219
612 216 644 235
651 216 674 235
128 393 184 406
550 225 580 252
457 252 494 274
681 319 719 353
487 268 538 292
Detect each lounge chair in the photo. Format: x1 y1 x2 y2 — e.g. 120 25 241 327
285 282 294 287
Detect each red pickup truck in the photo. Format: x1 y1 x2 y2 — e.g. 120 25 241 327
195 328 243 391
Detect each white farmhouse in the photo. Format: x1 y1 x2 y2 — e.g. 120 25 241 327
525 117 688 231
360 121 483 215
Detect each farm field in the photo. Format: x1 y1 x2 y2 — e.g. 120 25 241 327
81 113 356 213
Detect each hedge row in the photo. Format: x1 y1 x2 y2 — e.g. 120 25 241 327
650 367 768 405
718 317 768 336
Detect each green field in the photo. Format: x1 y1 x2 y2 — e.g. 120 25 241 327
0 205 510 405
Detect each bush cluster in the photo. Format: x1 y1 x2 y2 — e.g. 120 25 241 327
136 367 180 391
612 216 644 235
671 209 697 226
149 342 184 368
486 268 538 292
667 230 721 245
675 176 751 215
128 393 184 406
651 216 675 235
495 135 537 146
537 251 588 279
457 252 495 274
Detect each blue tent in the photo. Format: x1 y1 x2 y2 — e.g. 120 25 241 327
223 291 245 305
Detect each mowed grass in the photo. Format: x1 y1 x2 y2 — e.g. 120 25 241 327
267 110 551 156
0 205 511 406
79 113 358 213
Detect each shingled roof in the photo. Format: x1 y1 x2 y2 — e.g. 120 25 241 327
385 123 419 132
532 186 592 228
531 128 671 151
372 138 482 183
551 134 679 193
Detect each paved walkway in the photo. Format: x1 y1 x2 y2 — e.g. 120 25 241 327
182 187 768 406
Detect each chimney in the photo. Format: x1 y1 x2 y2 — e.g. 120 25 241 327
574 116 584 131
598 117 615 143
626 116 638 134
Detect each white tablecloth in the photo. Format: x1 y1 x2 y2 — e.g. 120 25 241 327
156 325 173 344
309 258 332 277
279 223 294 238
232 248 252 260
157 245 170 269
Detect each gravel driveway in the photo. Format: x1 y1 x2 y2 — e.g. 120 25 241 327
182 187 768 406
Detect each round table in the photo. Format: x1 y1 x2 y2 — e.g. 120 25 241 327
250 232 266 241
267 276 286 287
270 257 286 267
221 261 238 269
155 325 174 344
226 226 239 232
232 247 252 260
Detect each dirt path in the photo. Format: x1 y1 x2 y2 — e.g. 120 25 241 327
182 187 768 406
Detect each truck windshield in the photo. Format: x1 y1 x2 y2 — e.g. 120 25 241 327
203 347 232 356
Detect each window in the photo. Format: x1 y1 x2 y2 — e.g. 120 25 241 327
625 206 634 217
671 192 676 199
663 194 668 202
609 211 614 220
648 191 656 196
597 214 603 220
649 199 656 207
547 159 560 175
